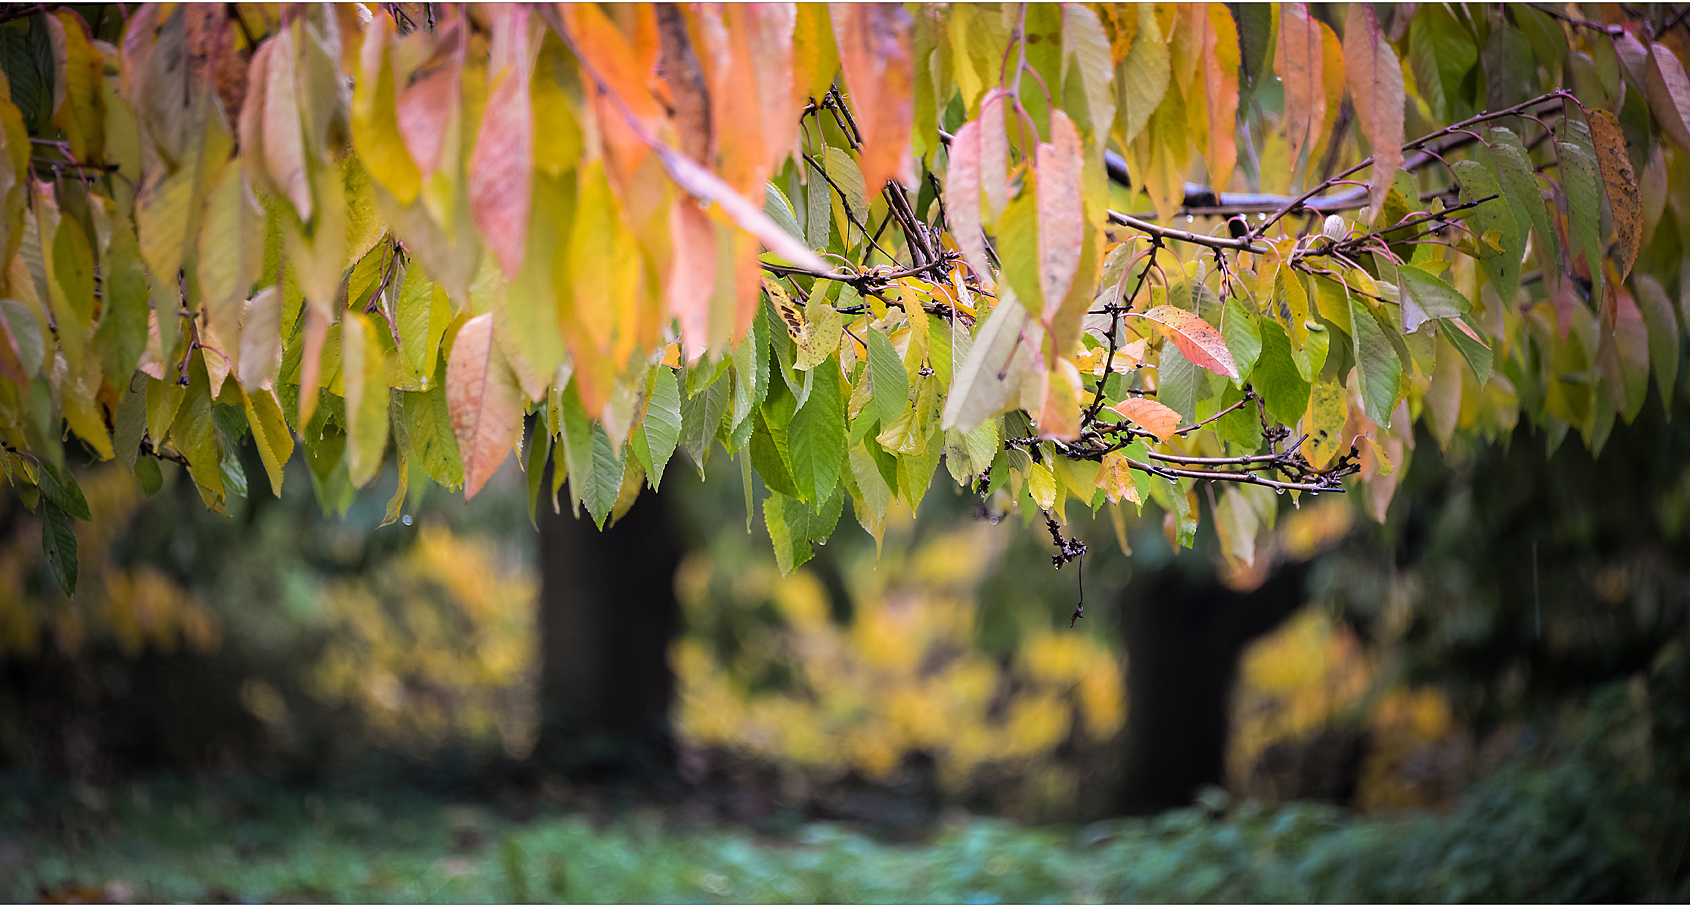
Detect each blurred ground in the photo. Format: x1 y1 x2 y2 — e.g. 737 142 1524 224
2 754 1673 903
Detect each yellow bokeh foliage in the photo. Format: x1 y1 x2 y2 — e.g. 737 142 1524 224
0 464 218 660
674 522 1125 801
308 519 538 758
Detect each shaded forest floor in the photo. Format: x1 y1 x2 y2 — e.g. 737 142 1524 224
4 755 1687 904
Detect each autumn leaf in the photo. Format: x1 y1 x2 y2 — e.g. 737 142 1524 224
831 4 914 195
1586 109 1640 281
1036 111 1084 322
1344 2 1404 215
469 7 534 280
1109 397 1182 442
1278 3 1326 179
1129 305 1240 379
447 313 525 500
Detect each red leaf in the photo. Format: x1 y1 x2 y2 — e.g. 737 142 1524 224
831 5 914 194
1109 397 1183 442
1036 110 1084 322
469 9 533 279
1198 5 1239 188
1129 305 1240 379
447 313 525 500
1343 2 1404 215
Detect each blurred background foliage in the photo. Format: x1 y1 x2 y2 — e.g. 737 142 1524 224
2 352 1690 902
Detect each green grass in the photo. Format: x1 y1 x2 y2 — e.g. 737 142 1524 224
4 760 1682 903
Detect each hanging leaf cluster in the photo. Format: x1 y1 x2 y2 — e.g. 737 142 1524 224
0 2 1685 593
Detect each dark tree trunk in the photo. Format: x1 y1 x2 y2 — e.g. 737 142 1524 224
535 476 683 782
1113 560 1310 815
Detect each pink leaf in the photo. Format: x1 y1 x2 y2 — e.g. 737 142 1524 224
1036 110 1084 322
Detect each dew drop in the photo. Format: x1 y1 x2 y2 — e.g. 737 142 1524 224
1275 488 1285 495
1185 215 1195 224
401 514 413 526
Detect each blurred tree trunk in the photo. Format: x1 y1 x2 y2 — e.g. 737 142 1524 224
535 472 682 781
1113 560 1310 815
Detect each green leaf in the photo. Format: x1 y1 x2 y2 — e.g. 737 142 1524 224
525 422 550 530
114 373 147 470
681 373 730 472
1635 274 1681 415
135 454 162 496
822 145 868 226
92 223 150 384
582 425 624 529
763 487 844 575
866 326 909 428
749 409 801 499
37 459 89 520
763 181 804 241
42 499 76 597
641 366 682 490
1558 137 1605 302
1407 4 1477 121
1397 264 1472 333
1451 156 1521 305
1221 297 1261 383
1158 342 1200 424
787 357 846 506
1253 319 1311 426
171 355 225 510
403 381 463 491
1443 317 1494 387
1489 127 1560 275
1350 294 1404 426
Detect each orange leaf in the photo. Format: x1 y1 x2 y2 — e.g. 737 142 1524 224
655 5 713 165
1129 305 1240 379
469 9 534 280
831 5 914 195
1343 2 1403 215
743 6 800 170
1108 397 1182 442
447 312 525 500
1036 110 1084 322
1199 5 1239 188
1587 109 1640 281
564 4 662 180
1036 357 1084 441
1277 3 1325 179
